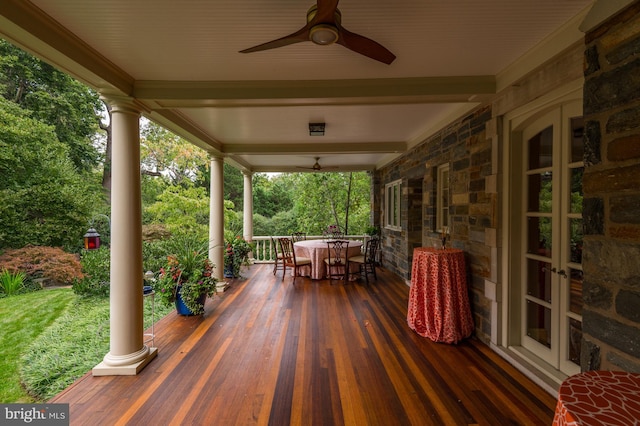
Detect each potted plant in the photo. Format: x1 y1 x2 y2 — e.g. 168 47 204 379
365 225 380 238
223 234 254 278
155 234 218 315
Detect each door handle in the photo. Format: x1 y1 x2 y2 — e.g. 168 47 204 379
557 269 567 278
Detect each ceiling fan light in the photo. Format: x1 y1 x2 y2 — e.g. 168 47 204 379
309 25 339 45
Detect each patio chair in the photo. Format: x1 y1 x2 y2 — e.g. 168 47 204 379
348 237 379 284
278 237 311 281
270 236 284 275
291 232 307 242
323 240 350 284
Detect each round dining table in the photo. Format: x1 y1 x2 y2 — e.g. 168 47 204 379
293 239 363 280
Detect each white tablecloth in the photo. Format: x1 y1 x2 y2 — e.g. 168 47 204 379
294 239 363 280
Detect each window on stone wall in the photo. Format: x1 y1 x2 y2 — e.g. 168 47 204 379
436 163 450 232
385 179 401 230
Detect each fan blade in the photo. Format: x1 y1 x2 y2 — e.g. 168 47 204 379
239 26 310 54
337 27 396 64
314 0 340 24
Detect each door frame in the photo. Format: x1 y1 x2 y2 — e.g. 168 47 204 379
499 79 583 385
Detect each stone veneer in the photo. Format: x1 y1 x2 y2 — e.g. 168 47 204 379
582 2 640 372
376 106 495 341
373 2 640 360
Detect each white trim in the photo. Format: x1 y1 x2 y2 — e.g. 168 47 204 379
436 163 450 232
500 81 584 381
384 179 402 231
496 5 590 93
579 0 637 33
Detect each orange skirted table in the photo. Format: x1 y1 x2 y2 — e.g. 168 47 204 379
407 247 474 343
553 371 640 425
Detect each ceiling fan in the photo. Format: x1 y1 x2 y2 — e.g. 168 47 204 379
239 0 396 65
296 157 339 172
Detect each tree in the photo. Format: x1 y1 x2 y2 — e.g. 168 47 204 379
0 40 103 173
289 172 371 235
253 173 294 217
0 97 102 249
140 120 210 186
145 185 210 235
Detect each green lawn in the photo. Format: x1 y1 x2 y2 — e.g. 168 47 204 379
0 289 172 403
0 288 75 402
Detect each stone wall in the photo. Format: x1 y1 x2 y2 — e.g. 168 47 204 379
582 2 640 372
376 106 495 342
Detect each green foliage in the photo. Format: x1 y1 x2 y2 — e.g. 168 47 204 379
365 225 380 236
287 172 371 235
252 213 273 237
0 40 102 172
0 246 84 286
73 247 110 297
146 184 210 234
0 288 76 402
223 163 244 210
20 295 108 400
0 269 26 296
224 234 254 278
16 292 172 402
142 238 174 273
140 120 210 186
0 96 102 250
253 173 294 217
267 209 300 235
153 233 217 315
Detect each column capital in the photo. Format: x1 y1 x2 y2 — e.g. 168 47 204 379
100 94 148 115
242 170 254 177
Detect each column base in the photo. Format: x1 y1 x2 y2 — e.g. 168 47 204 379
92 347 158 376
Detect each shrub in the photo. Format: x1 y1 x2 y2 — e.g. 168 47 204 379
0 246 83 286
142 239 174 274
73 247 110 297
73 239 178 297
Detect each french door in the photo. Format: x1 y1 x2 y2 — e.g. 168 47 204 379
519 100 583 376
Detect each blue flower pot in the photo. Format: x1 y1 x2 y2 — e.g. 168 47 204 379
224 262 235 278
175 286 207 316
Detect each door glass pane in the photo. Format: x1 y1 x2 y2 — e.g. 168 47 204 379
528 172 552 212
527 301 551 348
527 217 552 257
526 259 552 303
528 126 553 170
570 168 583 213
569 268 583 315
570 117 584 163
569 317 582 365
570 218 583 263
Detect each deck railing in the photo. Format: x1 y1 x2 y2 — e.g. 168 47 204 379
251 235 369 263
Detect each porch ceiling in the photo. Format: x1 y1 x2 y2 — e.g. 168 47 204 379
0 0 591 172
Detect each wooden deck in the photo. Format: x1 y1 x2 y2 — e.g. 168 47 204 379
51 264 557 425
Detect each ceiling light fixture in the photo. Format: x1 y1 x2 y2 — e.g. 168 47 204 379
309 123 325 136
309 24 339 45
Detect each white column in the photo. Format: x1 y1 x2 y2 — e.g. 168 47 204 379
242 170 254 243
209 155 225 280
93 97 157 376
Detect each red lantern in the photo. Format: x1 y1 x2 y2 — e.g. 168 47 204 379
83 228 101 250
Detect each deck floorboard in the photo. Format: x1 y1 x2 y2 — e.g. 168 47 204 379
50 264 557 425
